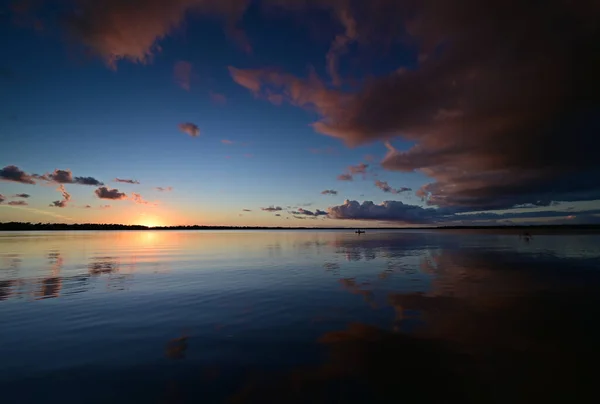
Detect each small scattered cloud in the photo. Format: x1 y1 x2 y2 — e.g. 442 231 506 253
50 184 71 208
95 186 127 200
349 163 369 175
84 205 92 209
292 208 328 216
0 165 36 184
275 214 281 217
174 61 192 91
321 190 338 195
13 193 30 198
130 192 155 206
42 169 104 186
155 186 173 192
210 91 227 105
101 205 112 209
261 206 282 212
221 139 234 145
0 194 5 204
115 178 140 184
242 209 252 212
375 180 411 194
337 173 353 181
244 153 253 158
178 122 200 137
8 200 28 206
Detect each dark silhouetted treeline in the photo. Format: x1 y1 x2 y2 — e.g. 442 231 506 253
1 221 600 232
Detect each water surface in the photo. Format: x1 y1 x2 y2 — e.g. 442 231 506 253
1 230 599 403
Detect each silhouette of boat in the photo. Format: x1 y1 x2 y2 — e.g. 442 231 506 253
355 229 365 234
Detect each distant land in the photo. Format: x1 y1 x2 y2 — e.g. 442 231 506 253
1 222 600 233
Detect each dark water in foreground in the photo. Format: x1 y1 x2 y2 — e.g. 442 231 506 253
1 230 600 403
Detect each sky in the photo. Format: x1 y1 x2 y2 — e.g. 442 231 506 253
0 0 599 227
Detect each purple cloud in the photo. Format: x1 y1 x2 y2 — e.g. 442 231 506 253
95 186 127 200
178 122 200 137
261 206 282 212
375 180 411 194
0 165 36 184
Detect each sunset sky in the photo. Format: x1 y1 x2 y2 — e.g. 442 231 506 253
1 0 598 227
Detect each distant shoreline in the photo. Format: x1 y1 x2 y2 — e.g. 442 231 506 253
1 222 599 233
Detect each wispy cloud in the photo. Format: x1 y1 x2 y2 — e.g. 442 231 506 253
242 209 252 212
178 122 200 137
348 163 368 175
155 186 173 192
321 190 338 195
261 206 282 212
337 174 353 181
130 192 155 206
291 208 328 217
95 187 127 200
210 91 227 105
174 60 192 91
50 184 71 208
115 178 140 184
221 139 234 145
375 180 411 194
8 200 28 206
0 165 36 184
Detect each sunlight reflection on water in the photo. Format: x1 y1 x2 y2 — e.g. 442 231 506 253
1 230 600 403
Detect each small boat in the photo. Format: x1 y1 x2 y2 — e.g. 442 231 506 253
355 229 365 234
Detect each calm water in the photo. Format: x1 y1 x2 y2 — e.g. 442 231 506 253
1 230 600 403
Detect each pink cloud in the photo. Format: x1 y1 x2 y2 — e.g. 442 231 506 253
210 91 227 105
95 186 127 200
8 200 28 206
178 122 200 137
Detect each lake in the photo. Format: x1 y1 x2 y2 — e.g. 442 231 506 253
1 230 600 403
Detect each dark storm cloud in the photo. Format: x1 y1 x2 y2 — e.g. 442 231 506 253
115 178 140 184
229 0 600 211
178 122 200 137
95 186 127 200
261 206 283 212
0 165 36 184
375 180 411 194
321 190 338 195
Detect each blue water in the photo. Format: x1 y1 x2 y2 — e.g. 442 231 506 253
1 230 600 403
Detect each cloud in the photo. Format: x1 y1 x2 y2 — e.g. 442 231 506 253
242 209 252 212
64 0 251 69
8 201 28 206
221 139 234 145
261 206 282 212
328 200 444 224
292 208 328 217
95 186 127 200
178 122 200 137
85 205 92 209
0 165 36 184
229 0 600 211
321 189 338 195
210 91 227 105
50 184 71 208
41 169 104 186
155 186 173 192
326 7 357 86
275 213 281 217
174 60 192 90
130 192 155 205
115 178 140 184
0 194 4 204
375 180 411 194
348 163 368 175
13 193 30 198
337 174 353 181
